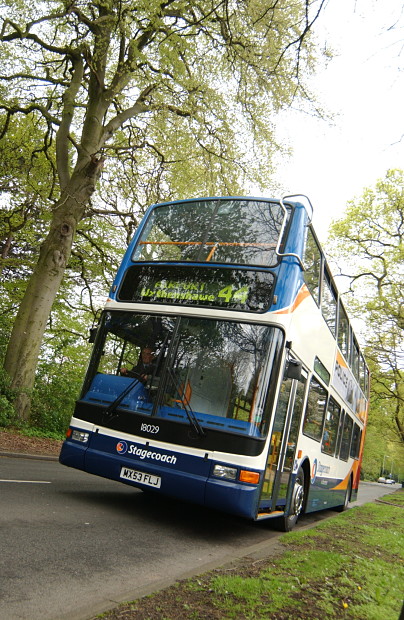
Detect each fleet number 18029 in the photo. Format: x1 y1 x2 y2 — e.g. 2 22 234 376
140 423 160 434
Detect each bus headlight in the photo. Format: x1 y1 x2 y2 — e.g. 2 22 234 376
213 464 237 481
71 430 89 443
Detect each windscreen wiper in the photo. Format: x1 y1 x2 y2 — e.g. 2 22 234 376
103 375 142 420
149 319 205 438
166 367 205 438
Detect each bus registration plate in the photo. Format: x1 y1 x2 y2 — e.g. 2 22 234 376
120 467 161 488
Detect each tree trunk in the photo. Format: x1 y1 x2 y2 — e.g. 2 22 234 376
4 157 103 419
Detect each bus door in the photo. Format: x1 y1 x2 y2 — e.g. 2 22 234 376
259 367 307 513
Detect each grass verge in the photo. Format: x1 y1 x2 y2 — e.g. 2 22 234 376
95 489 404 620
0 424 65 440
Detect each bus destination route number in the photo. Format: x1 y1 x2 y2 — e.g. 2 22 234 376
118 265 274 313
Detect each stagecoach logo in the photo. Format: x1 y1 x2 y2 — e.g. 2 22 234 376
311 459 318 485
310 458 331 484
116 441 128 454
115 440 178 464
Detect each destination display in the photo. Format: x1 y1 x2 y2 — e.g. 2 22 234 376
117 265 274 313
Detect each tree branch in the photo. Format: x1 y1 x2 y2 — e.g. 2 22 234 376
0 103 60 126
101 85 156 144
1 19 79 58
56 56 84 190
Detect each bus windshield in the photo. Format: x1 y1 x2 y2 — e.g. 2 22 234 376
83 311 283 439
132 199 288 266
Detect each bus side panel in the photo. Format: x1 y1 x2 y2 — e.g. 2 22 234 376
305 476 346 513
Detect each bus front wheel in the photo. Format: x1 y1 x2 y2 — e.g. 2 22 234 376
273 468 305 532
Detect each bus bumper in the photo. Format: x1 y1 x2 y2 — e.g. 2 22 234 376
59 433 260 520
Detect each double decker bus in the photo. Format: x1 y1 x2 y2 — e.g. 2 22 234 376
60 195 369 531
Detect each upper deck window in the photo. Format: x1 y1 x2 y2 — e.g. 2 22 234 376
337 301 350 360
322 267 337 335
132 199 289 267
352 337 360 381
303 227 321 304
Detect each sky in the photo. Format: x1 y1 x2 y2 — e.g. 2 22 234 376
271 0 404 243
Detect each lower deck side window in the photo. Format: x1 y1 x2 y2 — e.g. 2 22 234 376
339 414 353 461
350 423 362 459
321 397 341 456
302 377 327 442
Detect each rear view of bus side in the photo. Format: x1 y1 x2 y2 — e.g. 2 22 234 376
60 195 369 531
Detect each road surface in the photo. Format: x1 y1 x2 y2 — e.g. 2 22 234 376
0 456 399 620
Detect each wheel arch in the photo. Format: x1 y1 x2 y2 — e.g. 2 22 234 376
348 471 354 502
299 457 311 513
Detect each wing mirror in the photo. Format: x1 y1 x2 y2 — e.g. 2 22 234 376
285 358 302 381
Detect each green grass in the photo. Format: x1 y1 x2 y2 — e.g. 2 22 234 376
97 490 404 620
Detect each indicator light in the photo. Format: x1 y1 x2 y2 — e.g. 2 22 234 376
239 470 260 484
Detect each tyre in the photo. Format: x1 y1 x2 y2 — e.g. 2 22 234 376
273 467 305 532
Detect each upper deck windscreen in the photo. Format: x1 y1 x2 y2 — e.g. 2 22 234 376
132 199 288 267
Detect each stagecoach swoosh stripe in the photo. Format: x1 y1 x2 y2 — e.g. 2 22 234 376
329 466 356 491
336 350 348 368
274 284 311 315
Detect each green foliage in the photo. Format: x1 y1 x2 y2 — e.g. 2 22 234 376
0 365 15 426
30 371 81 434
0 114 55 343
29 338 91 434
0 315 15 427
0 0 327 202
361 413 404 481
328 169 404 448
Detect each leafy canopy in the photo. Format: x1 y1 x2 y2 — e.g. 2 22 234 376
0 0 326 198
329 169 404 448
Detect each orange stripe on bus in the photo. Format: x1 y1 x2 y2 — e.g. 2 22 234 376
336 349 348 369
139 241 276 247
329 463 358 491
274 284 310 315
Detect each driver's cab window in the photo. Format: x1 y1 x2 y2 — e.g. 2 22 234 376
98 334 140 376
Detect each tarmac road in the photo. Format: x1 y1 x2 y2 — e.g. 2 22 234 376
0 456 399 620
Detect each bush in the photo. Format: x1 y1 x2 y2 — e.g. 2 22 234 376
0 395 15 427
0 366 16 427
30 364 83 434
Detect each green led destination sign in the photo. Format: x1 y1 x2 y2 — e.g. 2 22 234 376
118 265 274 313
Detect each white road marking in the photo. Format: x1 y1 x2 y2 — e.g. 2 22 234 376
0 479 51 484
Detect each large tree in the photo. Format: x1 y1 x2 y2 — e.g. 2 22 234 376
0 0 326 419
329 169 404 448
